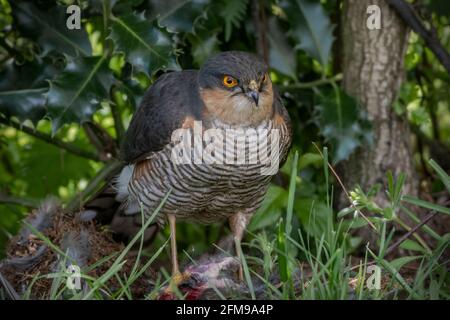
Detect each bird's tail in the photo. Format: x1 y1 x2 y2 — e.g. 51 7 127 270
82 166 159 247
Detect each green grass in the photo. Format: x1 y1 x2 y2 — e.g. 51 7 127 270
1 156 449 300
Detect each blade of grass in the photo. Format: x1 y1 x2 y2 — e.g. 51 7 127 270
236 237 256 300
402 195 450 216
83 190 171 299
429 159 450 193
400 205 442 241
367 247 419 299
114 238 169 299
312 142 378 232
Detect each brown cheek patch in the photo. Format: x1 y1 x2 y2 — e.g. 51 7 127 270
200 86 275 125
200 88 233 118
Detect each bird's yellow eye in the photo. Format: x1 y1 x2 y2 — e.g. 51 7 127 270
223 76 238 88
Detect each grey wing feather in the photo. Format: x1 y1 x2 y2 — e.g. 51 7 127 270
120 70 204 163
273 87 293 167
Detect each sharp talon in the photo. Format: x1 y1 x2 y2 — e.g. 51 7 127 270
166 271 189 292
172 271 185 284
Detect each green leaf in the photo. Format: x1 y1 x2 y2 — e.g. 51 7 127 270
267 17 297 79
298 152 322 170
425 0 450 17
280 0 334 66
119 78 146 111
399 239 428 254
0 0 12 32
295 198 332 237
20 139 95 198
109 12 179 76
0 58 59 91
12 2 91 57
314 88 372 163
401 195 450 216
0 58 59 124
0 88 46 124
400 205 442 241
390 255 421 271
367 249 419 299
149 0 209 34
110 0 142 13
429 159 450 193
46 56 114 134
188 32 221 67
337 206 355 218
249 185 287 231
394 173 406 203
286 151 299 236
219 0 249 42
277 220 289 282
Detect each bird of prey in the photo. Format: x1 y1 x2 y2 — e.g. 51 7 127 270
86 51 292 283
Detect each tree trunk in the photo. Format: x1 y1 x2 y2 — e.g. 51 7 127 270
340 0 417 208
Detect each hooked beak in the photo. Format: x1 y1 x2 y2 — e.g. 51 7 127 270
247 79 260 106
248 91 259 106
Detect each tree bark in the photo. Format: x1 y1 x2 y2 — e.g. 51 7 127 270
340 0 417 207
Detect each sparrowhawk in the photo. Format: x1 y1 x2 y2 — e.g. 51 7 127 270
86 51 292 281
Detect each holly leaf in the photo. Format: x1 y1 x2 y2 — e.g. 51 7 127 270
120 77 146 111
12 1 91 57
46 56 114 134
0 88 46 124
267 17 297 79
109 12 179 76
314 89 372 163
0 58 60 124
188 31 221 67
280 0 334 66
147 0 209 34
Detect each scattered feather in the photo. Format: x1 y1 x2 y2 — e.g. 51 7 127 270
17 197 60 246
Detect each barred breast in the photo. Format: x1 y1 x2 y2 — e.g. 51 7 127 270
123 118 291 225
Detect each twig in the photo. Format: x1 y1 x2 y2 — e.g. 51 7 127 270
65 159 122 213
387 212 437 255
252 0 269 64
0 193 39 208
102 0 111 47
110 101 125 142
82 121 117 160
348 203 446 272
312 142 378 233
386 0 450 74
394 217 431 253
280 74 343 91
0 117 102 162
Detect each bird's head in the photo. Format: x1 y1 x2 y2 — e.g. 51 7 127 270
198 51 274 126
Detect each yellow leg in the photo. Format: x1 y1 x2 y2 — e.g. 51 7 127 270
229 212 251 282
234 237 244 281
168 214 179 276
